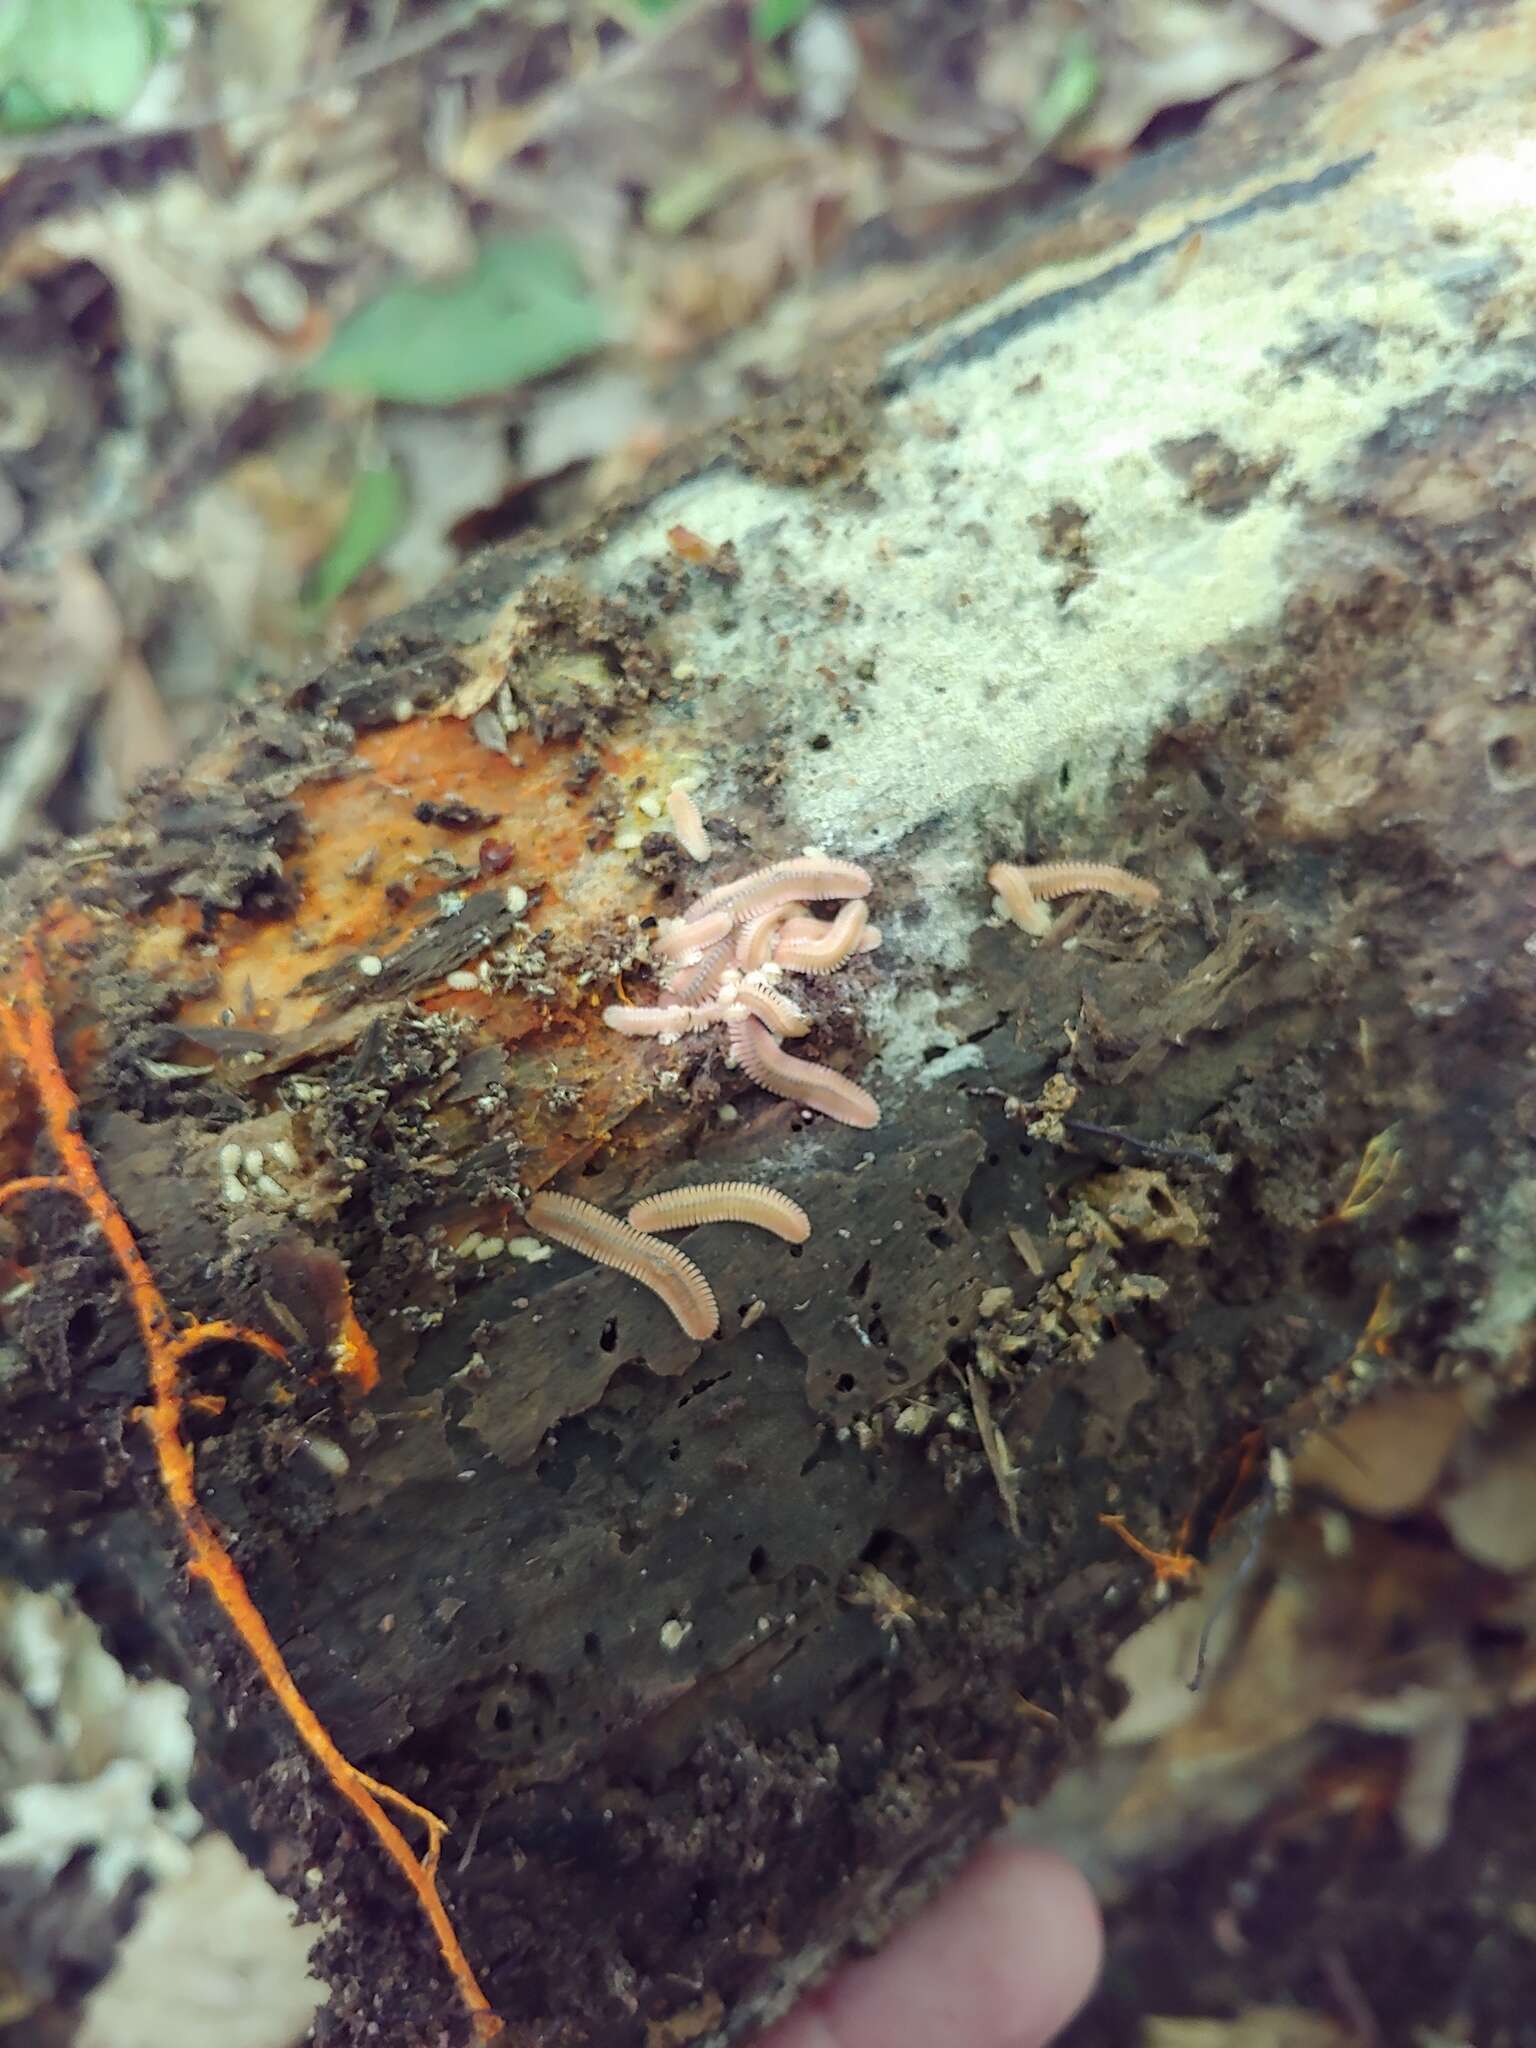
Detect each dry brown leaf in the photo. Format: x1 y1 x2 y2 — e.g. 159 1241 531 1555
208 0 332 94
41 202 285 420
1251 0 1386 43
1104 1537 1253 1747
40 134 395 419
1291 1386 1469 1518
1062 3 1302 164
87 652 180 819
380 413 517 592
1439 1410 1536 1570
1110 1545 1400 1833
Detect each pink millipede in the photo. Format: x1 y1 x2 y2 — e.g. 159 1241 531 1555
663 933 733 1003
728 1015 880 1129
685 856 871 927
526 1190 718 1339
729 973 809 1038
657 908 732 960
989 859 1160 936
773 899 869 974
777 914 881 955
735 902 806 970
603 1001 730 1038
666 783 712 862
628 1181 811 1244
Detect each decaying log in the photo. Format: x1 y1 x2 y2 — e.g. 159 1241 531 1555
3 3 1535 2041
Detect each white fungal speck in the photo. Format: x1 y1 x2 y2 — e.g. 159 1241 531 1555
221 1176 247 1206
358 955 383 978
437 892 467 919
659 1619 692 1652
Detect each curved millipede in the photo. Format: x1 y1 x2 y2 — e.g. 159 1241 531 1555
773 899 869 974
729 973 809 1039
657 907 732 960
685 856 872 927
989 858 1160 936
526 1189 719 1339
729 1014 880 1129
628 1181 812 1244
777 913 882 956
662 933 734 1003
735 901 805 971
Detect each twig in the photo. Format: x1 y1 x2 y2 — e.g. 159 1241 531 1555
1187 1448 1292 1692
1061 1118 1232 1171
0 0 491 165
0 668 108 859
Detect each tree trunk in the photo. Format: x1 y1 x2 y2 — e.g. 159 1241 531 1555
3 3 1534 2042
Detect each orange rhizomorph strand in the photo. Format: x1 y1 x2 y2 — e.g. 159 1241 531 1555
0 942 499 2039
1098 1511 1200 1585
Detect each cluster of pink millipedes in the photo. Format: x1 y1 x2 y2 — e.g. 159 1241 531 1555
603 851 882 1128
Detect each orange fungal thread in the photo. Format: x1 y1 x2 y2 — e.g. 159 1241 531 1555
0 942 499 2039
331 1289 381 1393
1098 1512 1199 1585
628 1182 812 1244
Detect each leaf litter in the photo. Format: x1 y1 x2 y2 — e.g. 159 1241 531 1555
0 0 1395 867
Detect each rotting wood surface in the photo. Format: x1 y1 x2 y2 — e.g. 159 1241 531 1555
3 4 1536 2042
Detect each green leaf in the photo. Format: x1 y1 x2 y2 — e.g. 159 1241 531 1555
303 462 406 612
750 0 813 45
0 0 155 123
305 233 607 405
0 78 59 132
1031 32 1100 147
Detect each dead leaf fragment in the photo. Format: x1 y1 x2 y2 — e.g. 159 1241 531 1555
1439 1410 1536 1570
1291 1386 1469 1518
